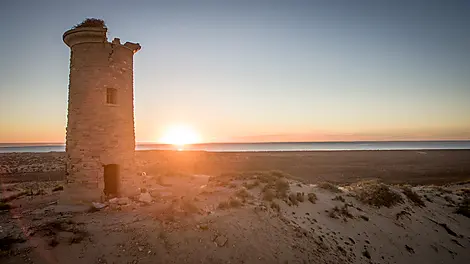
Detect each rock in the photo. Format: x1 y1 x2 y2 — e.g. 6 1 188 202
117 197 131 205
197 224 209 230
109 198 119 204
138 193 153 204
213 235 228 247
92 202 108 210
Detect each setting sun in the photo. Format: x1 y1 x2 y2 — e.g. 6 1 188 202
159 125 201 145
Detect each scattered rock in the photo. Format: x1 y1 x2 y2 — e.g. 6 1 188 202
138 192 153 204
92 202 108 210
213 235 228 247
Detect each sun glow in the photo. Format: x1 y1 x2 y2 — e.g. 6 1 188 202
159 125 201 146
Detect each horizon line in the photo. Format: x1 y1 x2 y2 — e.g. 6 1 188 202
2 139 470 146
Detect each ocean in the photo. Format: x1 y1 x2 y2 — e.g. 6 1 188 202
1 141 470 153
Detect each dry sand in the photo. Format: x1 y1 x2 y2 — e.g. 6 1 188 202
1 169 469 264
2 150 470 185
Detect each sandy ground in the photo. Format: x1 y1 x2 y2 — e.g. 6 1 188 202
2 150 470 185
1 171 469 264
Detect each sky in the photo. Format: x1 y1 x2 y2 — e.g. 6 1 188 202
0 0 469 143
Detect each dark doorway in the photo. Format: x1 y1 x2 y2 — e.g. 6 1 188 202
104 164 119 196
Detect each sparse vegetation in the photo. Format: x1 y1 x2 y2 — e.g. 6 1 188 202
444 195 455 205
235 188 253 200
52 186 64 192
355 183 403 207
271 201 281 212
73 18 106 29
454 197 470 218
332 195 345 202
396 210 411 220
218 200 229 210
307 192 317 203
275 179 290 198
437 187 453 194
318 182 342 193
262 189 275 201
359 215 369 221
180 198 199 214
261 177 290 201
229 197 242 208
402 187 425 207
288 193 299 206
218 197 242 210
242 180 260 189
0 202 12 211
296 192 305 202
329 205 353 219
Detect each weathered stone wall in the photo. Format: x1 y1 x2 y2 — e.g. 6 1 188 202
63 26 141 203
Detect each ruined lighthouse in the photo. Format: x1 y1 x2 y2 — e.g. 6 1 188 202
62 19 141 203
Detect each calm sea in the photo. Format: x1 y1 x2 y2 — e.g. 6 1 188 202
1 141 470 153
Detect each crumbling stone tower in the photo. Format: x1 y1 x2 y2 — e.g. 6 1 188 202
62 19 141 203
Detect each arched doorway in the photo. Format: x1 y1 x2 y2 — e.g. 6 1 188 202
103 164 119 196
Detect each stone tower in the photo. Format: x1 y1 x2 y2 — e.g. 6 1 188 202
62 19 141 203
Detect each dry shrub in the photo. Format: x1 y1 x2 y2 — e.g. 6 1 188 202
288 193 299 206
258 170 286 184
332 195 345 202
73 18 106 29
355 183 403 207
329 205 353 219
242 180 260 189
229 197 242 208
274 179 289 197
296 192 305 202
218 197 242 210
261 178 290 200
318 182 342 193
235 188 253 201
0 202 12 211
455 197 470 218
402 187 425 207
262 189 275 201
307 192 317 203
180 198 199 214
218 201 229 210
271 201 281 212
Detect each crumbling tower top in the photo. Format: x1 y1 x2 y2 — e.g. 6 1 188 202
63 18 141 53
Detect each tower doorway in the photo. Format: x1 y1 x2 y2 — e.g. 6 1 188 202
104 164 119 197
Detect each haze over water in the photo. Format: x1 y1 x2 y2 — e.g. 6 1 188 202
1 141 470 153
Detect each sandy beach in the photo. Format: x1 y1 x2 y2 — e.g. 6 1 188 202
1 150 469 263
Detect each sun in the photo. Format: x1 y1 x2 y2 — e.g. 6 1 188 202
159 125 201 146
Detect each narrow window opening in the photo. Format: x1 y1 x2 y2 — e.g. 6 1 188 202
106 88 117 104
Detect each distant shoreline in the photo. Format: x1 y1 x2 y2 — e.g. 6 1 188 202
1 140 470 153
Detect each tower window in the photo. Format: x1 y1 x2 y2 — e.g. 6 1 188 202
106 88 117 104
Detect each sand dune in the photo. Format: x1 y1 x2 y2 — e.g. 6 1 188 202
1 171 469 263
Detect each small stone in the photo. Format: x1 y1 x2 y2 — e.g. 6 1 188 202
198 224 209 230
214 235 228 247
138 193 153 204
92 202 108 210
117 197 131 205
109 198 119 204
